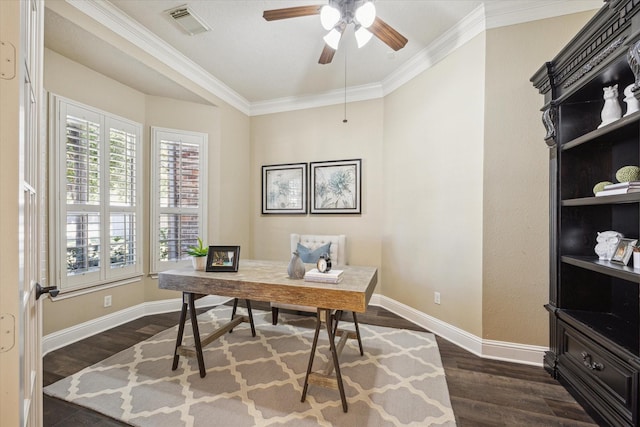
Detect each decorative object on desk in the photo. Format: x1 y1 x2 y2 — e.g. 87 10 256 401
187 237 208 271
593 180 613 195
205 245 240 272
595 180 640 196
594 231 623 260
611 238 637 265
615 165 640 182
598 84 622 128
44 307 455 427
261 162 307 215
287 250 305 279
624 84 640 116
305 268 343 284
310 159 361 214
316 253 331 273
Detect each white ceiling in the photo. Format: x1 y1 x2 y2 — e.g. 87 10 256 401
44 0 603 114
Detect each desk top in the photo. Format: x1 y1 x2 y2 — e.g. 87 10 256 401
158 259 378 313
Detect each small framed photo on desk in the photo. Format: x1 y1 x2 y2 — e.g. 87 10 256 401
206 246 240 272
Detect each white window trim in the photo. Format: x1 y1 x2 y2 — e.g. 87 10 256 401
150 126 208 274
49 93 143 292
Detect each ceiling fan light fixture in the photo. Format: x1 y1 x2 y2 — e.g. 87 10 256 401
355 1 376 28
355 26 373 48
320 5 341 30
323 28 342 50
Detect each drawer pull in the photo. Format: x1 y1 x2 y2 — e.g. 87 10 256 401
581 351 604 371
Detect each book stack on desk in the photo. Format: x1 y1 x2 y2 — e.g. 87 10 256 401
596 181 640 196
304 268 343 284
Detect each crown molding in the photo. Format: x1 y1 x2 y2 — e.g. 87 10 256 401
253 0 601 114
382 4 486 97
65 0 601 117
65 0 251 115
484 0 603 30
251 82 384 116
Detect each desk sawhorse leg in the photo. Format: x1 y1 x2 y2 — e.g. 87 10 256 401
171 292 256 378
301 308 364 412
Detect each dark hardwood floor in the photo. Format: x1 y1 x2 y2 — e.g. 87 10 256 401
43 301 598 426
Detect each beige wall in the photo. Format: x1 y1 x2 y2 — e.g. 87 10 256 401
482 12 595 345
249 11 596 344
42 49 251 333
382 34 486 335
250 101 384 276
41 10 598 349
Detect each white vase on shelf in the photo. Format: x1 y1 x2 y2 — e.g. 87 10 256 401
623 84 640 116
598 84 622 128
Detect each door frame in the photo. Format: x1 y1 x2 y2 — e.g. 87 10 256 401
0 0 45 425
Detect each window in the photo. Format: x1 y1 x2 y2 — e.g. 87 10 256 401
50 95 142 291
150 127 208 273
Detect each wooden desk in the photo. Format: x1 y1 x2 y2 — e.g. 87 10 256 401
158 259 378 412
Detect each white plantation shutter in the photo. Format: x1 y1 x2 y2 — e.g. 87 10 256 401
51 95 142 291
151 127 207 272
66 112 100 205
107 119 139 276
64 106 101 279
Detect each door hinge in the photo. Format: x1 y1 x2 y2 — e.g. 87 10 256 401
0 40 16 80
0 313 15 352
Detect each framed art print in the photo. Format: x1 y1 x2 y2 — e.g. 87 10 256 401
310 159 361 214
262 163 307 214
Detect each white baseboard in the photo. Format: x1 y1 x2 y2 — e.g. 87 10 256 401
43 293 546 366
42 295 230 355
369 294 546 367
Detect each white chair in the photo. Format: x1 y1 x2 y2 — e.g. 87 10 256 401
271 233 363 355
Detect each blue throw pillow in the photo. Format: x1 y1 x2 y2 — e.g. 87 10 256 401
297 242 331 263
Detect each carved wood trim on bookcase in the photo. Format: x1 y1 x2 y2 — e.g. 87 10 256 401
554 0 637 93
542 105 557 147
561 37 626 88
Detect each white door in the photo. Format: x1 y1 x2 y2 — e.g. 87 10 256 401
0 1 45 426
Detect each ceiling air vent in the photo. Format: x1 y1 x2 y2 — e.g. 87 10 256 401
167 5 211 35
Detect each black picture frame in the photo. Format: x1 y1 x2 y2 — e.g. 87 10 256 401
206 246 240 272
261 163 308 214
310 159 362 214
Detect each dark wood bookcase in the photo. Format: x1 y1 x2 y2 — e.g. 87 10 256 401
531 1 640 425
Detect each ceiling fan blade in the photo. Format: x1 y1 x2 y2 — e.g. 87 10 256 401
263 5 321 21
319 44 336 64
369 17 408 51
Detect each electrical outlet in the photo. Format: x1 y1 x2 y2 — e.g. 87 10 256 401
434 292 441 305
104 295 112 308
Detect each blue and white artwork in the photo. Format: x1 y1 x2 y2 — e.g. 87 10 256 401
311 159 361 214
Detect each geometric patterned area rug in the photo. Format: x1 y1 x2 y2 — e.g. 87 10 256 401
44 306 456 427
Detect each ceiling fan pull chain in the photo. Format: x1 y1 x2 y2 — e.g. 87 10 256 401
343 48 348 123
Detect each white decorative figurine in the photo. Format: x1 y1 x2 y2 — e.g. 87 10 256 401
595 231 623 260
623 84 640 116
598 84 622 128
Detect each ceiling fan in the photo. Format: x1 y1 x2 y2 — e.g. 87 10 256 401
263 0 408 64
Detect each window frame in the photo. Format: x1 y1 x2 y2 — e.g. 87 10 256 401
49 94 143 292
150 126 208 273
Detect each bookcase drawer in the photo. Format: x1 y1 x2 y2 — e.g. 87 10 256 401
558 321 637 425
